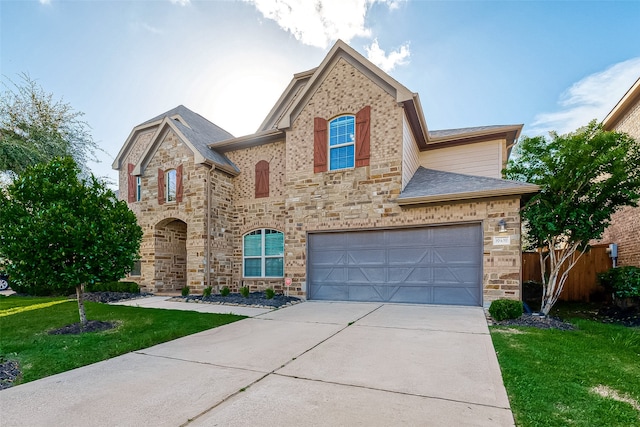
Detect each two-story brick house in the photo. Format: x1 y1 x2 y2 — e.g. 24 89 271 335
113 40 538 307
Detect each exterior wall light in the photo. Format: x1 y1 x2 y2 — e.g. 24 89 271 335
498 219 507 233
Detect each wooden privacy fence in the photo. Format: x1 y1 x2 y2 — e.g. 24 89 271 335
522 244 612 302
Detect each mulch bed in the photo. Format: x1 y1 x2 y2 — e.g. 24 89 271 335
175 291 301 308
491 314 576 330
0 359 21 391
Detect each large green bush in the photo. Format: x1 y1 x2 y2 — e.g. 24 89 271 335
86 281 140 294
489 299 523 321
598 266 640 299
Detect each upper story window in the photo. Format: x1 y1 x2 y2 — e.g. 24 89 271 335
136 176 142 202
243 229 284 278
166 169 177 202
329 115 355 170
314 107 369 173
157 165 182 205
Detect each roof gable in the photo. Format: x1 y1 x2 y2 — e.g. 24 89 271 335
113 105 239 175
275 40 416 130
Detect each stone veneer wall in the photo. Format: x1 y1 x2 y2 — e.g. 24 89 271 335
274 57 522 304
597 97 640 267
124 129 225 292
225 141 288 292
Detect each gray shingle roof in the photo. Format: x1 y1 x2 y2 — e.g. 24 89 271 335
428 125 519 139
142 105 239 173
398 167 539 203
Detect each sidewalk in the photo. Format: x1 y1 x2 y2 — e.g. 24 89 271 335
111 295 274 317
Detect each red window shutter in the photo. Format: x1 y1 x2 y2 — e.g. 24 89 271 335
176 164 183 203
255 160 270 198
127 163 136 202
157 168 165 205
355 106 370 167
314 117 328 173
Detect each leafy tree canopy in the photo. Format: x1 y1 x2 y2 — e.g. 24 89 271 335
0 73 98 179
504 120 640 314
0 157 142 324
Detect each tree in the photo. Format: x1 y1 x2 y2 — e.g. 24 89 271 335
0 157 143 327
504 121 640 315
0 73 98 179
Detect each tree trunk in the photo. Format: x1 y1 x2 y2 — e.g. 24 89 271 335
539 242 587 316
76 284 87 327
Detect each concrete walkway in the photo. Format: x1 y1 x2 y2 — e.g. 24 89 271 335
111 295 274 317
0 301 514 426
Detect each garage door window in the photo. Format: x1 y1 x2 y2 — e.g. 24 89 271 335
243 229 284 277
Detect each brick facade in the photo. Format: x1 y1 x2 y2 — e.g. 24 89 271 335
597 84 640 267
115 42 529 305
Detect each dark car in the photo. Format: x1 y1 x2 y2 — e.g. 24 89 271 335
0 273 9 291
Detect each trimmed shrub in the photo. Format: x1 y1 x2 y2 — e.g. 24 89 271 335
598 266 640 299
181 286 190 297
240 286 250 298
220 286 230 297
489 299 523 321
265 288 275 299
203 286 212 297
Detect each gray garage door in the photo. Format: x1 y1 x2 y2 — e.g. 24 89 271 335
307 224 482 305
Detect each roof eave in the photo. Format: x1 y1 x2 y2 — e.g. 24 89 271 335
423 125 523 152
397 185 540 206
603 77 640 130
208 128 285 153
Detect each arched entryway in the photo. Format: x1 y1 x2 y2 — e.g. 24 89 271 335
153 218 187 292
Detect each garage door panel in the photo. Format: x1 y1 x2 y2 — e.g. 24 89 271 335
348 250 386 264
348 267 386 282
349 285 386 302
388 286 433 304
347 231 385 247
388 248 429 264
309 284 349 301
308 224 482 306
312 267 346 283
433 286 479 306
433 247 479 263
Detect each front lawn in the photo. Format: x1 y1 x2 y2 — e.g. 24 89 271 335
0 296 245 386
491 305 640 427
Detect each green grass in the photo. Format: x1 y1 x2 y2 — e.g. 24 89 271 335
491 308 640 426
0 295 245 385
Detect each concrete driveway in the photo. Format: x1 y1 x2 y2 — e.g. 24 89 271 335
0 302 513 426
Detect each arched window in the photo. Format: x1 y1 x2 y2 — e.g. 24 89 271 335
243 229 284 277
329 115 355 170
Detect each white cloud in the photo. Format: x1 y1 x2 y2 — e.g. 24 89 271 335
170 0 190 5
130 21 162 34
245 0 403 49
39 0 51 4
529 57 640 135
365 39 410 72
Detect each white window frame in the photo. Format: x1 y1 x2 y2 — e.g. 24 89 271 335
242 229 284 278
136 176 142 202
166 169 176 202
328 115 356 171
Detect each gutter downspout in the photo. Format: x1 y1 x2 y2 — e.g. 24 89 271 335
206 164 213 292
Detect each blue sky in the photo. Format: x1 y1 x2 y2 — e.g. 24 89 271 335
2 0 639 186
